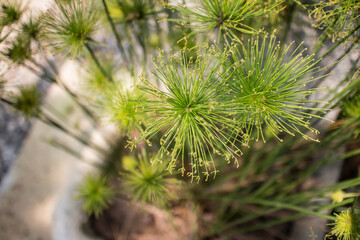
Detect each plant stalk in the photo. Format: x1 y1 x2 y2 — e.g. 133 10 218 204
85 43 114 83
100 0 127 61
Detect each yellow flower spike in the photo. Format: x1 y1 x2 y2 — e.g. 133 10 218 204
330 190 360 204
328 208 360 240
331 189 346 204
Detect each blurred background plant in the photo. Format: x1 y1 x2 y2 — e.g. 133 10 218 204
1 0 360 239
165 0 284 45
121 153 179 208
76 173 115 218
306 0 360 42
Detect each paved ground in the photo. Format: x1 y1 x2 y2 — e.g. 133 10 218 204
0 60 105 240
0 119 75 240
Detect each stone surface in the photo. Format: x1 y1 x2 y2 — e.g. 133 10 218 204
0 119 72 240
0 104 31 183
0 67 103 240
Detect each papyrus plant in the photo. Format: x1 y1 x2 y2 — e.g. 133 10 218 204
307 0 360 42
129 46 241 181
2 0 360 237
166 0 284 42
130 34 327 181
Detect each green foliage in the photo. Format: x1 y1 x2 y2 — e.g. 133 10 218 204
108 0 156 23
76 174 115 218
0 0 24 27
343 92 360 119
101 82 145 136
2 36 32 65
21 16 42 41
226 34 326 144
121 154 179 207
105 0 165 62
342 90 360 138
167 0 284 41
2 0 360 237
191 122 360 238
84 55 116 91
44 0 99 57
131 46 243 181
12 86 41 119
308 0 360 42
130 36 327 180
327 207 360 240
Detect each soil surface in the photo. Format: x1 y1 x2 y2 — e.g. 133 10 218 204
90 199 198 240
